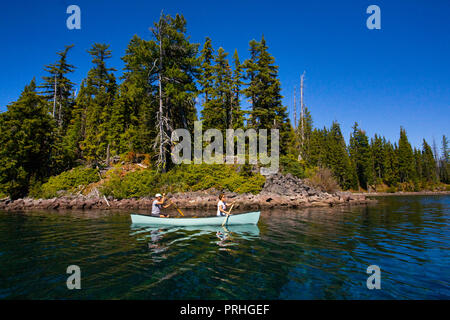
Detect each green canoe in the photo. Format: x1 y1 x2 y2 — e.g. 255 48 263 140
130 211 260 226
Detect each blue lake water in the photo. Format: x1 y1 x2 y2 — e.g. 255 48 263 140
0 195 448 299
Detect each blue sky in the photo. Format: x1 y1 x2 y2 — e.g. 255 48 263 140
0 0 449 150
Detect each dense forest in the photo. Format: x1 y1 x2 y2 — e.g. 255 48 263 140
0 13 448 200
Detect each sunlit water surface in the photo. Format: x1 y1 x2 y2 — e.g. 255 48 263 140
0 195 448 299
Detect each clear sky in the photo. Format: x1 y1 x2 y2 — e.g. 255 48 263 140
0 0 448 150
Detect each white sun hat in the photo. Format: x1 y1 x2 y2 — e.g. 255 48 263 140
155 193 162 198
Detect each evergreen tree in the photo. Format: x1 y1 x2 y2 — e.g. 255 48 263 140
421 139 437 183
81 43 117 164
349 123 375 190
397 127 415 183
325 122 355 189
64 80 89 161
383 142 399 187
308 127 327 167
242 36 291 154
298 106 313 162
440 135 450 183
40 45 76 129
0 80 56 199
201 47 232 132
231 49 245 129
371 134 385 183
113 35 158 155
413 147 423 184
151 13 200 172
199 37 215 105
442 135 450 162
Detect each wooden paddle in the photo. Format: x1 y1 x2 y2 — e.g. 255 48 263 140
168 199 185 217
222 202 235 227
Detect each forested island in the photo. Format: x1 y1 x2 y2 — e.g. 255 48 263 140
0 13 449 211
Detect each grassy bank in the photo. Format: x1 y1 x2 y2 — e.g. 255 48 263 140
30 163 267 199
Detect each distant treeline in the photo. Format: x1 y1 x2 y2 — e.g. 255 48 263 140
0 13 448 199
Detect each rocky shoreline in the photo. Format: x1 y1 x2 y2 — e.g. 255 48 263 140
356 191 450 197
0 173 373 212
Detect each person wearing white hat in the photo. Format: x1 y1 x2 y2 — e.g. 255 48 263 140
151 193 172 217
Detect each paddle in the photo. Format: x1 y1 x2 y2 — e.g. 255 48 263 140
222 202 235 227
168 199 185 217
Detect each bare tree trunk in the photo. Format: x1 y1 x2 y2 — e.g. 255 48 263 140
158 13 166 173
58 101 62 127
230 98 233 129
300 72 305 144
293 86 297 131
52 75 57 118
106 143 110 166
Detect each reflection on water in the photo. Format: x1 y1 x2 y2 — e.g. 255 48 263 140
0 195 449 299
131 224 260 257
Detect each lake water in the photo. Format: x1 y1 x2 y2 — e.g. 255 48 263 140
0 195 448 299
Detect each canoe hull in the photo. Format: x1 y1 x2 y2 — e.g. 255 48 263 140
130 211 260 226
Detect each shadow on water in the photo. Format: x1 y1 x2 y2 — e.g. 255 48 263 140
0 195 448 299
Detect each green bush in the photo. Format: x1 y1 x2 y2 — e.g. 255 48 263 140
101 163 266 199
101 169 159 199
386 186 397 193
31 167 100 199
280 155 306 179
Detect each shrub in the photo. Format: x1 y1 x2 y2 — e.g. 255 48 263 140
101 163 266 199
386 186 397 193
280 155 306 179
306 167 340 193
31 167 100 199
398 181 415 192
101 168 158 199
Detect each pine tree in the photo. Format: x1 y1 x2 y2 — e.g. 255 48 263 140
112 34 158 155
308 127 327 167
298 106 313 162
413 147 423 184
349 123 375 190
231 49 244 129
64 80 89 161
151 13 200 172
81 43 117 164
242 39 259 128
440 135 450 183
201 47 232 132
421 139 437 183
442 135 450 162
199 37 215 106
242 36 291 154
0 79 55 199
371 134 385 184
397 127 415 183
325 122 354 190
383 142 399 187
39 44 76 130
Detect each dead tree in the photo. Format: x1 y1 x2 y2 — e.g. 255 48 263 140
300 71 305 144
153 11 173 173
293 86 297 131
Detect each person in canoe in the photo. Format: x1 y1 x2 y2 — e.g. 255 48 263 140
152 193 173 217
217 194 235 217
